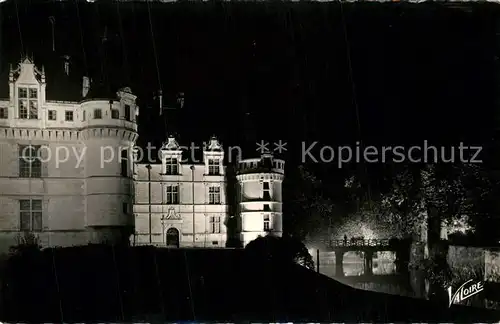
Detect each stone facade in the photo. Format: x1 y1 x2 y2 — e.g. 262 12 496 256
133 139 285 248
0 57 138 253
0 57 285 252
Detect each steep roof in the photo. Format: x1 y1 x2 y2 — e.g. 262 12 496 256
0 54 122 103
45 55 83 102
84 80 116 100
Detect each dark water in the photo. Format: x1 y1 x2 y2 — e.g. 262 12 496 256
318 251 418 297
318 252 499 309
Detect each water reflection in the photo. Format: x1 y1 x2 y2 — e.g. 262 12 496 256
318 251 414 297
317 251 499 309
319 251 397 276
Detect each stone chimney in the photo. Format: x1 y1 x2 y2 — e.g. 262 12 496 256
63 55 70 76
82 76 90 98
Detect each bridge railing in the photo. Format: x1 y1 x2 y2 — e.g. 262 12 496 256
329 238 390 248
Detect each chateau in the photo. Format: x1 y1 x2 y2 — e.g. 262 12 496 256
0 57 284 252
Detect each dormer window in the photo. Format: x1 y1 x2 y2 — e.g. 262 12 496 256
165 158 178 175
208 159 220 175
18 87 38 119
18 88 27 98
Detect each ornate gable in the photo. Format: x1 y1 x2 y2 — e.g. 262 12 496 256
205 135 223 152
163 207 181 220
12 57 44 85
161 135 181 151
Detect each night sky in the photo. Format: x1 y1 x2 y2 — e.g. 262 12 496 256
1 1 498 177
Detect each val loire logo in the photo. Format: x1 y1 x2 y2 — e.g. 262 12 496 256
447 279 484 307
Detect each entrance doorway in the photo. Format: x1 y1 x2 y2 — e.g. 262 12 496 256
166 227 180 247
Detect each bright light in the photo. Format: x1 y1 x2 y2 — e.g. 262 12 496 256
358 224 377 240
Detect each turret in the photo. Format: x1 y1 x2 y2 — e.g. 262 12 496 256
236 153 285 246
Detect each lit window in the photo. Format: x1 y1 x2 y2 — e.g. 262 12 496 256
19 145 41 178
209 187 221 204
166 185 179 204
209 216 221 234
19 199 42 232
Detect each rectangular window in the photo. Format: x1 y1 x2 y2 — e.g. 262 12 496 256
19 199 42 232
122 202 128 214
263 204 271 211
94 109 102 119
111 109 119 119
208 159 220 175
263 214 271 231
209 216 221 234
165 158 178 175
124 104 131 121
65 111 74 121
48 110 56 121
263 182 271 200
29 101 38 119
121 149 128 177
29 88 37 99
18 100 27 119
0 107 8 119
18 88 27 98
209 186 221 204
19 145 41 178
18 88 38 119
82 111 86 121
166 185 179 204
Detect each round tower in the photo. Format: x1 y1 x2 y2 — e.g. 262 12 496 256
82 87 139 244
236 153 285 246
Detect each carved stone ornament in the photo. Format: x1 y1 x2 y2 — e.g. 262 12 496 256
164 207 181 220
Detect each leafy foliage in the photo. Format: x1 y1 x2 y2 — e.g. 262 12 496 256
244 235 315 270
284 165 335 240
344 163 493 241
